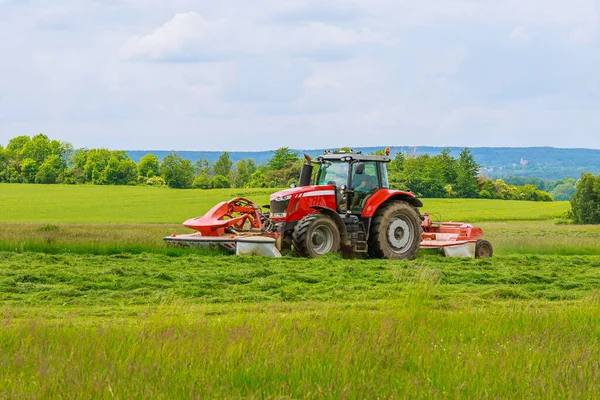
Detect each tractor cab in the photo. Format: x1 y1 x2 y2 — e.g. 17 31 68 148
312 150 391 214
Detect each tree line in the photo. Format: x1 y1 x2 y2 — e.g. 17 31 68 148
0 134 552 201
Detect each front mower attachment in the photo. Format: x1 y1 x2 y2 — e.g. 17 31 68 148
164 233 282 257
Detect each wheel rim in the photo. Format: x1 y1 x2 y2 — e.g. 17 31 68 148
310 225 334 255
386 215 414 253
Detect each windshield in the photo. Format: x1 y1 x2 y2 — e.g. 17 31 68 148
317 162 349 187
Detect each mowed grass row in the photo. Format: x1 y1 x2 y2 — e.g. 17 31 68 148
2 220 600 256
2 251 600 307
0 183 569 223
1 302 599 398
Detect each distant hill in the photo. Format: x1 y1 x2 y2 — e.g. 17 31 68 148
126 146 600 182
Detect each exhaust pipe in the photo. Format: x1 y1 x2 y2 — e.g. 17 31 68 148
299 153 313 187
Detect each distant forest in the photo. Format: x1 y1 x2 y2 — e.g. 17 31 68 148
127 146 600 182
2 134 596 201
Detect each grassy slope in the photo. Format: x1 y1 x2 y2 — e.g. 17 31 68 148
0 183 569 223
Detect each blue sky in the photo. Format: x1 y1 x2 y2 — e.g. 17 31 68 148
1 0 599 151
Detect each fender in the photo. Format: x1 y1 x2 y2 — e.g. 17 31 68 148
361 189 423 218
310 206 349 245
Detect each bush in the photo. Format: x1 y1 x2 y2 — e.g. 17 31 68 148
193 174 211 189
145 176 166 186
210 175 231 189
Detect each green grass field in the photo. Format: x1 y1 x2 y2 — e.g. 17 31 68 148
1 184 599 398
0 183 569 223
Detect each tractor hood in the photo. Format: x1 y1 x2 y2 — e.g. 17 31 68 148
269 185 336 202
268 185 337 221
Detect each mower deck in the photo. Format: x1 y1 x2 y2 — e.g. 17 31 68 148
164 233 282 257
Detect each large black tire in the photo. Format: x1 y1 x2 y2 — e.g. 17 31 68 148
475 239 493 259
292 213 340 258
368 201 422 260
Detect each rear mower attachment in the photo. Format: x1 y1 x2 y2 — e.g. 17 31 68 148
419 213 493 259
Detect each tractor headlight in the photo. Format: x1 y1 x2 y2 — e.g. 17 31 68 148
274 195 292 202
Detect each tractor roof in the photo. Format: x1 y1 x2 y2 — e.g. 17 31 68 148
316 149 391 163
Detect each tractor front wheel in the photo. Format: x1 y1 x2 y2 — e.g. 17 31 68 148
368 201 422 260
293 214 340 258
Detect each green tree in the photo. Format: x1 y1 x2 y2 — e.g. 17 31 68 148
104 157 138 185
195 158 212 177
35 155 65 184
83 149 112 183
67 148 90 183
138 154 160 178
267 147 299 171
5 135 31 161
161 153 194 189
247 167 268 188
400 155 447 198
7 134 72 175
549 178 576 201
210 175 231 189
20 158 38 183
192 158 213 189
234 159 257 188
77 149 134 185
436 148 459 186
264 160 302 187
0 146 7 182
455 148 480 198
570 173 600 224
21 133 53 164
213 152 233 178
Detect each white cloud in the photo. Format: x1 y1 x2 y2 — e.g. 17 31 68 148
120 12 228 62
120 11 388 63
508 26 531 44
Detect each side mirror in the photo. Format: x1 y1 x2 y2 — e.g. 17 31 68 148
355 162 365 175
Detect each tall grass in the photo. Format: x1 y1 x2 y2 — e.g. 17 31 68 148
1 301 598 399
2 219 599 257
480 220 600 256
0 223 195 255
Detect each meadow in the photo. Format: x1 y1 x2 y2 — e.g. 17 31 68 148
0 184 569 223
1 184 599 398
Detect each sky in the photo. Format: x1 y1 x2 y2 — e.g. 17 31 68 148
0 0 599 151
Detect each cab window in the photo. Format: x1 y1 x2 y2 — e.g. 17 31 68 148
350 162 379 212
317 162 348 187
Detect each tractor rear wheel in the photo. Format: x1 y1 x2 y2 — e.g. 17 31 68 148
368 201 422 260
293 213 340 258
475 239 493 258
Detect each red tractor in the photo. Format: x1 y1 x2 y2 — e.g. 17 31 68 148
165 149 492 259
